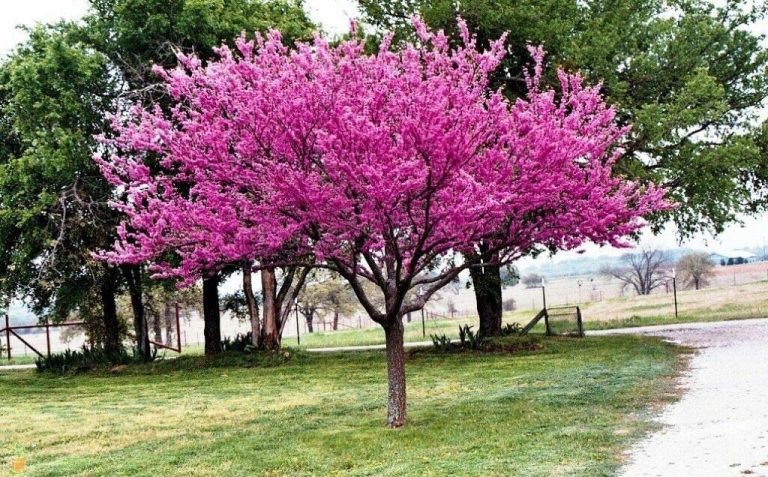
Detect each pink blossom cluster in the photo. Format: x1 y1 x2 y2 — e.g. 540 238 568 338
97 18 668 303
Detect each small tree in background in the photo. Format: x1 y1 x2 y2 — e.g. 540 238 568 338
677 252 715 290
522 274 544 288
601 248 669 295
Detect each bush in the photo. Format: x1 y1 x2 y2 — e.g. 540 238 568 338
221 332 255 353
458 324 483 349
36 345 134 374
429 333 452 352
522 274 544 288
502 298 516 311
501 322 522 336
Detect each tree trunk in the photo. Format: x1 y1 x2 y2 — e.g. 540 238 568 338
100 269 121 357
243 265 260 348
305 312 314 333
470 262 503 337
203 273 222 356
333 310 339 331
261 267 279 349
151 311 162 343
123 265 150 360
384 318 407 428
163 302 174 347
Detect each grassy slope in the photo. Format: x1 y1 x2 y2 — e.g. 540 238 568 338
0 336 686 476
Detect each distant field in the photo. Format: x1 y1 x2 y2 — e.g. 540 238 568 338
2 276 765 361
0 335 686 476
289 279 767 350
582 280 768 325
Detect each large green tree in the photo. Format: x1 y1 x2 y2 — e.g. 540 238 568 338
0 0 314 359
80 0 314 356
361 0 768 335
0 25 126 356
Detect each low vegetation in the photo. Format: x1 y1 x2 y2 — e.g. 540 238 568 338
1 335 686 476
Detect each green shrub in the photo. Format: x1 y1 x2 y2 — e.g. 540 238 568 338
429 333 453 352
458 324 483 349
35 345 134 374
501 323 522 336
221 332 255 353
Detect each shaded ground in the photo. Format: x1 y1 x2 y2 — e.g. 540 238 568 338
601 318 768 477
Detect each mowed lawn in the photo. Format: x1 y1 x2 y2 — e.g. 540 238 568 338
1 336 686 477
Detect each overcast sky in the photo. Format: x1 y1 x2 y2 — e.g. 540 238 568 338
1 0 766 266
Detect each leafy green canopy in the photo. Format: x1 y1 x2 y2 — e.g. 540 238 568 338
0 1 315 320
0 25 118 318
361 0 768 238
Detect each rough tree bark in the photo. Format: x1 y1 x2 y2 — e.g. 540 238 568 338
100 267 121 356
122 264 150 360
163 301 174 347
261 267 309 349
384 317 407 428
469 247 503 337
151 311 162 343
333 310 339 331
243 265 260 348
305 309 315 333
261 267 279 349
202 273 222 355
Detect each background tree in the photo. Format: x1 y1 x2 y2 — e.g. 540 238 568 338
0 0 315 359
98 22 667 426
0 24 126 356
521 274 544 288
677 252 715 290
360 0 768 335
296 270 358 332
601 248 670 295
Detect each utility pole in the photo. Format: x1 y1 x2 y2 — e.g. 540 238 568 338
671 268 678 319
295 298 300 346
577 279 583 304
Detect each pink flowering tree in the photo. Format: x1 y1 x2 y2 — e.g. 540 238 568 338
97 19 668 427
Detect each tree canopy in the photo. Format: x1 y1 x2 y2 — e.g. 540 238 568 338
361 0 768 238
0 0 315 357
96 19 668 426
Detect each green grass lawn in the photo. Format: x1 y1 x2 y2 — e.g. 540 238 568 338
0 335 687 476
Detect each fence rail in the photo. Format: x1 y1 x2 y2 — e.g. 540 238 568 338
1 313 85 361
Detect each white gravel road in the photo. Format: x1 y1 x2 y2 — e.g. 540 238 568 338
606 318 768 477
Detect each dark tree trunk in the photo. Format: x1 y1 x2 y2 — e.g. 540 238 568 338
406 312 412 323
333 310 339 331
305 312 314 333
163 302 174 347
243 265 260 348
384 318 406 428
261 267 280 349
202 273 222 356
151 311 162 343
470 261 503 337
123 265 150 360
100 268 121 356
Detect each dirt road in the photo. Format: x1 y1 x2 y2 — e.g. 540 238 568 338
606 319 768 477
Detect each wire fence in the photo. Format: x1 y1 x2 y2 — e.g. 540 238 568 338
2 262 766 362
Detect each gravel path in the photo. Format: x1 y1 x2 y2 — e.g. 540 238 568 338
612 318 768 477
